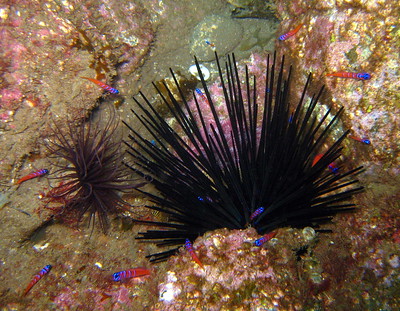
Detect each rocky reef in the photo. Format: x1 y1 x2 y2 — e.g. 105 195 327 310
0 0 155 182
275 0 399 172
0 0 399 310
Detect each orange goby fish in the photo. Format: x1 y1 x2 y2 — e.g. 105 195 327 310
349 135 371 145
185 239 204 270
81 77 119 94
312 153 338 174
17 169 49 185
23 264 52 296
195 88 208 102
312 154 324 167
205 40 215 48
255 231 277 246
112 268 150 282
326 72 371 80
279 24 303 41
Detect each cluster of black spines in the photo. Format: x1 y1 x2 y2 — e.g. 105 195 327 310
123 52 364 262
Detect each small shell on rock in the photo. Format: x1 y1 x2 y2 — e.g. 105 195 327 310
189 64 210 81
160 283 179 303
159 272 181 303
212 237 222 248
302 227 316 241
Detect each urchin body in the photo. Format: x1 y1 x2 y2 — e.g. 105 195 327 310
124 53 363 262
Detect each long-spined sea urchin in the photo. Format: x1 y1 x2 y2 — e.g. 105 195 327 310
124 52 363 262
45 109 142 233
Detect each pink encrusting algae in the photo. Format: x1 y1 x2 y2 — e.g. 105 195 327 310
151 187 400 310
275 0 400 171
0 0 155 183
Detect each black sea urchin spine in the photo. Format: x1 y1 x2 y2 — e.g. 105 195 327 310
124 52 363 262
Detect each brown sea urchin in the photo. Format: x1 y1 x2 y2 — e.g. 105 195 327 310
45 109 138 232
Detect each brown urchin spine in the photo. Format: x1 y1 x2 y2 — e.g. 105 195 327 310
45 109 140 233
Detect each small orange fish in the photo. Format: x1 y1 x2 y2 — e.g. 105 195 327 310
205 40 215 48
195 88 208 102
81 77 119 94
328 162 339 174
185 239 204 269
312 154 324 167
23 265 52 296
17 169 49 184
255 231 277 246
326 72 370 80
250 207 265 221
349 135 371 144
112 268 150 282
279 24 303 41
312 153 339 174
